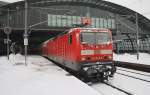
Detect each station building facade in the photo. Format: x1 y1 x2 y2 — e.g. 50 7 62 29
0 0 150 54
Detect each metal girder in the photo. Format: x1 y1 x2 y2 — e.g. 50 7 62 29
29 0 123 15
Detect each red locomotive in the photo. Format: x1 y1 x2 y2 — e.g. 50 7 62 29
42 28 116 80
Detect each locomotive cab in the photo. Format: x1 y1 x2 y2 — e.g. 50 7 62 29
78 29 116 79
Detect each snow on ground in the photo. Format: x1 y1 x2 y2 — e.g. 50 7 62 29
92 53 150 95
117 67 150 80
92 69 150 95
91 82 127 95
0 54 100 95
113 53 150 65
110 72 150 95
1 53 150 95
117 67 150 76
91 67 150 95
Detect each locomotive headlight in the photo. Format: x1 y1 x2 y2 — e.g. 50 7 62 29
81 57 86 61
108 56 112 60
81 50 94 55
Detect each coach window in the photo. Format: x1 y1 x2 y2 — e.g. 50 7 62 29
68 35 72 44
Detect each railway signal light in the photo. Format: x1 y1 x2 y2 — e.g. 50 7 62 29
4 27 12 35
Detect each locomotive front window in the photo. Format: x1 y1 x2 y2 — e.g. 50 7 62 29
96 32 110 43
81 32 95 44
81 32 110 44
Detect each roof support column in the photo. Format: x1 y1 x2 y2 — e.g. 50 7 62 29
135 13 139 60
115 14 120 54
24 0 28 66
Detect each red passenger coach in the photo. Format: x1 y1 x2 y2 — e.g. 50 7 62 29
42 28 116 80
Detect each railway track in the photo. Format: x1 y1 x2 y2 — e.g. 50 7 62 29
89 81 133 95
103 82 132 95
89 70 150 95
116 72 150 83
115 61 150 83
88 67 150 95
117 68 150 77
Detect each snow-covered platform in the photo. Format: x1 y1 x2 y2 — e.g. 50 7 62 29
0 54 100 95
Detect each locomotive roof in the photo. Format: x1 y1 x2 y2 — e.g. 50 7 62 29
46 28 110 42
68 28 110 33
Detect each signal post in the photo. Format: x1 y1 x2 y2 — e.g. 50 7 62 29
4 27 12 60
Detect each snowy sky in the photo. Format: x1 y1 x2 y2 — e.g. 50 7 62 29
1 0 150 19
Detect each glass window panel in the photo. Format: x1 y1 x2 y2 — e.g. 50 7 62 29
103 18 108 28
61 15 67 26
68 35 72 44
48 14 52 26
47 14 116 29
72 16 77 25
91 18 96 28
51 15 57 26
81 32 110 44
107 19 112 29
111 19 116 29
99 18 103 28
76 16 81 25
95 18 99 28
66 15 72 26
56 15 62 27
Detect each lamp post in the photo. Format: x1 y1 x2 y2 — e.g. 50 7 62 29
4 27 11 60
3 9 12 60
7 9 10 60
24 0 28 66
1 8 18 60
